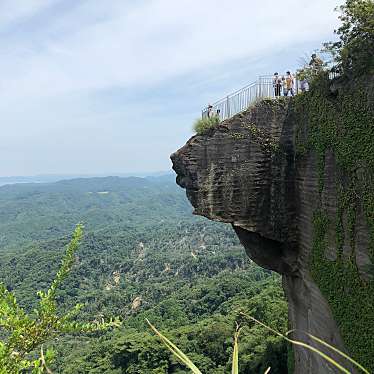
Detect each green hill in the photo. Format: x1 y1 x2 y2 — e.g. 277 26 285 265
0 176 288 373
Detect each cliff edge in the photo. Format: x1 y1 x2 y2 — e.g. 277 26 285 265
171 78 374 373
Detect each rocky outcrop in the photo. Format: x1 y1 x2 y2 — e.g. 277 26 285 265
171 94 374 373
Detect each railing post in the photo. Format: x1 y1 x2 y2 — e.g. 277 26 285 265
258 77 262 98
226 96 230 119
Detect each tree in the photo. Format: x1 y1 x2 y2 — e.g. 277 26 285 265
0 225 120 373
325 0 374 76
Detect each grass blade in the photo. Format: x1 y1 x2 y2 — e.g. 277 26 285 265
232 325 241 374
40 346 53 374
146 319 202 374
240 313 353 374
303 332 370 374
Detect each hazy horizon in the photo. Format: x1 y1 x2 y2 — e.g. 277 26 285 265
0 169 175 186
0 170 172 179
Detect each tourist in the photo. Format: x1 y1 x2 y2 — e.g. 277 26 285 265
281 76 287 96
296 69 309 93
309 53 323 72
300 79 309 93
285 71 294 96
272 72 282 97
207 104 213 118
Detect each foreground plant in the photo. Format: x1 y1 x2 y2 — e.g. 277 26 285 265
240 312 370 374
0 224 120 373
147 319 242 374
148 313 369 374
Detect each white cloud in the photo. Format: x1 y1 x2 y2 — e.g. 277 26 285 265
0 0 341 101
0 0 343 175
0 0 53 29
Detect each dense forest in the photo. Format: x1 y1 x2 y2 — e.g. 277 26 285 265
0 176 288 373
1 1 372 372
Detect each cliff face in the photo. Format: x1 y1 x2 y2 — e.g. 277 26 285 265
171 81 374 373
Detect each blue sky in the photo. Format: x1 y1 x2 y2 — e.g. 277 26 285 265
0 0 342 177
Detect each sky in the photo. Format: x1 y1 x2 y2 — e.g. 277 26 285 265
0 0 343 177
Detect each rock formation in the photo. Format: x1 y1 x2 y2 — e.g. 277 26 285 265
171 85 374 373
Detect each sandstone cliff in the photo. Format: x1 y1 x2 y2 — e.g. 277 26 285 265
171 78 374 373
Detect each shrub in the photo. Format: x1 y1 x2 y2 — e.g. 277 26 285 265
323 0 374 77
193 116 220 135
0 225 120 373
296 66 323 82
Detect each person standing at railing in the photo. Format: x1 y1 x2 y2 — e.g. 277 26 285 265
207 104 213 118
309 53 324 73
284 71 295 96
272 72 282 97
297 69 309 92
281 76 287 96
300 78 309 92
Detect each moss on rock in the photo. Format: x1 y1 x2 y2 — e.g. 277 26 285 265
294 74 374 371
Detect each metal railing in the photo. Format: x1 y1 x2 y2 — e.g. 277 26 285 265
328 71 341 80
202 75 301 121
202 68 342 122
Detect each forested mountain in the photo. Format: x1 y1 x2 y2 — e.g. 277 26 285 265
0 175 191 250
0 176 288 373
